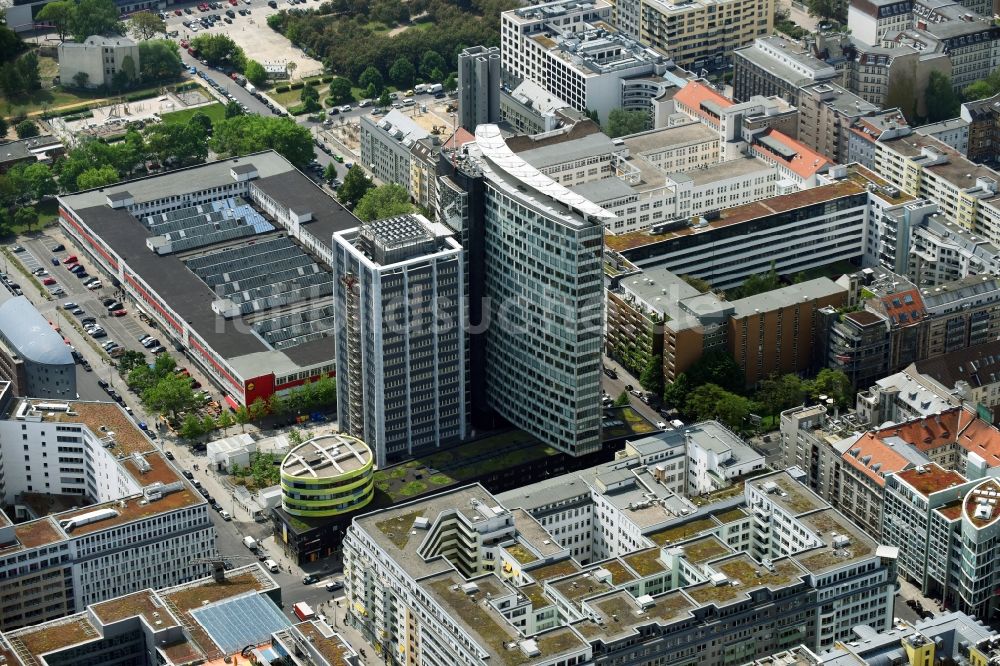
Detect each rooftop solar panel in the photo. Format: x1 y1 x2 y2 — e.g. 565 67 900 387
191 593 291 654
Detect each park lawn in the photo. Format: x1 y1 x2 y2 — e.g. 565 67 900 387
37 56 60 83
160 102 228 126
0 82 173 118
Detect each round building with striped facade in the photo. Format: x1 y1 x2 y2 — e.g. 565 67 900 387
280 433 374 517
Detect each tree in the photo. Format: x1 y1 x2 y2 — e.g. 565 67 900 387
144 121 208 166
217 409 234 435
234 404 250 432
378 89 391 107
337 164 374 206
187 111 213 136
639 354 663 396
143 372 198 419
15 52 40 93
190 34 245 69
729 263 780 299
179 413 204 440
69 0 123 42
128 11 165 40
268 392 288 416
663 373 689 408
286 61 297 80
299 82 321 112
13 206 37 230
111 69 132 93
37 0 74 41
244 59 266 87
117 350 147 375
606 109 648 138
210 115 314 166
686 350 744 393
16 163 57 200
288 428 303 446
14 120 38 139
0 62 23 97
680 274 712 293
323 161 337 182
388 56 415 88
613 390 630 407
684 383 752 430
358 65 383 93
925 71 960 123
327 77 352 104
807 368 853 407
444 72 457 92
754 374 806 416
964 80 997 102
804 0 844 22
138 39 182 82
76 164 120 190
354 183 415 221
200 414 217 440
248 397 267 422
225 100 244 118
420 50 445 81
72 71 90 89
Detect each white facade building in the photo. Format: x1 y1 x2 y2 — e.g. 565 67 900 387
333 215 466 468
57 36 140 90
0 399 215 631
342 470 897 666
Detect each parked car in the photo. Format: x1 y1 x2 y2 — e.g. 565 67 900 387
111 309 127 317
106 301 122 312
302 574 318 585
87 281 102 290
52 244 65 252
50 257 60 266
65 255 78 264
42 277 56 285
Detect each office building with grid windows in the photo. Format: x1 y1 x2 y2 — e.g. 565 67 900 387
333 214 466 468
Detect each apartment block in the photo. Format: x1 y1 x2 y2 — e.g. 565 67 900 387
962 92 1000 165
359 110 430 192
457 45 501 132
873 132 1000 245
909 341 1000 423
500 0 676 121
848 0 914 44
628 0 775 70
333 214 465 468
845 110 911 170
605 165 909 290
733 36 841 104
885 20 1000 94
0 399 215 631
342 469 896 666
796 82 881 164
57 36 140 90
0 563 359 666
498 423 761 562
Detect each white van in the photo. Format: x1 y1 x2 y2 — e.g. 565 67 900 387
243 536 257 550
265 559 279 573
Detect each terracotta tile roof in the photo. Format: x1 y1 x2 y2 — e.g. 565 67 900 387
873 407 1000 464
878 288 926 326
841 433 914 486
751 129 833 179
674 81 733 125
895 463 967 497
443 127 476 151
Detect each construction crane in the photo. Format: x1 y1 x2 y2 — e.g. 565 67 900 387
191 554 259 583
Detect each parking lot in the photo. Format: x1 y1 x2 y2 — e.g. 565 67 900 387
165 0 323 80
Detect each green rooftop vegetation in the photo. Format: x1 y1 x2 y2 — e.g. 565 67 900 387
623 549 666 577
374 510 422 550
519 583 551 608
372 430 559 503
644 591 694 623
681 537 730 564
797 538 873 572
601 560 636 584
534 628 586 658
528 559 580 582
714 507 748 524
429 579 539 666
772 477 821 513
552 574 611 603
649 517 718 546
505 543 538 566
603 406 658 440
691 481 747 506
687 556 800 605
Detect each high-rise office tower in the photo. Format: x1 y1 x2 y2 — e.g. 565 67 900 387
458 45 501 132
439 125 610 456
333 214 466 467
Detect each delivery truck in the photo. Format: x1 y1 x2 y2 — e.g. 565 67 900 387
293 602 315 621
